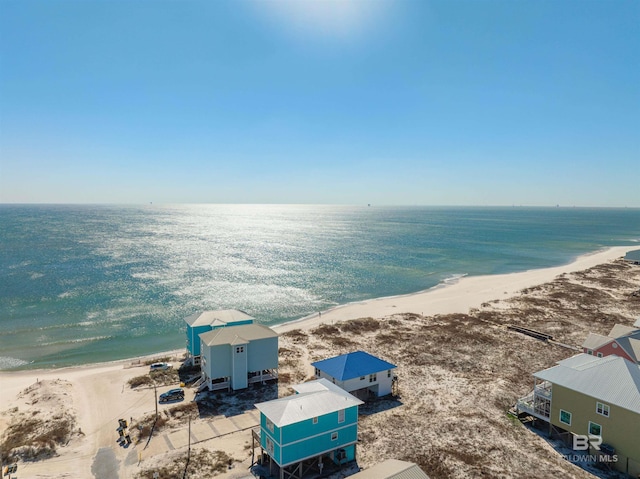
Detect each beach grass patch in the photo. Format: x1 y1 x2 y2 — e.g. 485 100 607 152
1 414 76 462
136 449 235 479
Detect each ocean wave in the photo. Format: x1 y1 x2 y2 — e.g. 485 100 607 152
0 356 30 370
442 273 468 285
38 335 112 347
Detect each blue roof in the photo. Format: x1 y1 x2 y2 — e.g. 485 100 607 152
311 351 397 381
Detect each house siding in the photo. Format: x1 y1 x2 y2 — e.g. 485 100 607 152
280 407 358 444
202 335 278 390
259 405 359 467
281 424 357 466
592 342 635 362
550 384 640 475
248 337 278 373
207 344 232 380
316 370 394 397
187 324 211 357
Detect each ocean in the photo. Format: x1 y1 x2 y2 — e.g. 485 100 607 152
1 204 639 370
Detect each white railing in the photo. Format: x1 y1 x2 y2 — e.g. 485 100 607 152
209 380 230 391
517 392 550 421
248 372 278 384
534 381 552 399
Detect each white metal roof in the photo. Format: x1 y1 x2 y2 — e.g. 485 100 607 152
534 354 640 414
255 378 363 427
348 459 430 479
608 324 639 338
581 333 612 350
183 309 254 327
200 323 277 347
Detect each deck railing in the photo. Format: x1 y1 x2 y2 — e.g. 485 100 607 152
517 391 551 421
534 380 552 399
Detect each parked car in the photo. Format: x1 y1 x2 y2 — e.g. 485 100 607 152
159 388 184 403
150 362 172 371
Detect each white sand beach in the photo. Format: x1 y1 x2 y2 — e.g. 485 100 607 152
276 246 636 332
0 245 637 479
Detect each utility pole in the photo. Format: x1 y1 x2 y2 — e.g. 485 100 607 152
154 385 158 420
182 415 191 479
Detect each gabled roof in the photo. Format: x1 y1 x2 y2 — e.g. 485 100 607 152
255 378 363 427
183 309 254 327
581 333 612 350
200 323 277 347
534 354 640 414
616 336 640 363
608 324 640 338
311 351 397 381
348 459 430 479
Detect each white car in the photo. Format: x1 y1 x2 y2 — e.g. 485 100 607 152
149 362 172 371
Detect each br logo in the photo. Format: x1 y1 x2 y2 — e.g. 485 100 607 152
573 434 602 451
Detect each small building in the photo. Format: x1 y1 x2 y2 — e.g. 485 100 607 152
184 309 254 364
624 249 640 265
348 459 430 479
517 354 640 477
581 323 640 364
200 323 278 391
253 378 363 479
311 351 397 400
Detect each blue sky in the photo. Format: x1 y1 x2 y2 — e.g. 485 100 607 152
1 0 638 206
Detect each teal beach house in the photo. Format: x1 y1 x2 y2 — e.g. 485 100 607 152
254 378 363 479
183 309 254 365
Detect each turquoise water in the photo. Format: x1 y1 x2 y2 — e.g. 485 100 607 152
1 204 639 370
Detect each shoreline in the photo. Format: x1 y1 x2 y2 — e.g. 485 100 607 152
0 244 638 479
274 245 636 333
1 245 635 379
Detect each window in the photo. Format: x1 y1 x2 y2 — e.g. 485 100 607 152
589 422 601 436
360 376 365 381
587 349 593 355
596 402 610 417
387 369 391 378
266 418 274 432
559 410 572 425
236 346 244 354
331 432 338 441
315 368 321 377
338 409 345 423
312 417 318 424
369 373 377 383
597 352 603 358
266 437 274 455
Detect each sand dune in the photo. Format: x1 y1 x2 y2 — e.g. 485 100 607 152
0 245 638 479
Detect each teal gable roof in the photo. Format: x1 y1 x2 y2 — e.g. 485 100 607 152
311 351 396 381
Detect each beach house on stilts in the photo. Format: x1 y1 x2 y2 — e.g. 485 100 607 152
252 378 363 479
183 309 254 366
517 354 640 476
199 323 278 392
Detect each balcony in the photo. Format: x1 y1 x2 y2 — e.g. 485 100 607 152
534 380 552 400
517 391 551 421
